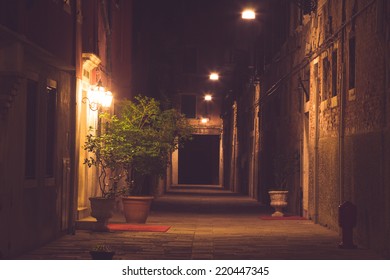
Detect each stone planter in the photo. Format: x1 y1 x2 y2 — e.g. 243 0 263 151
89 197 115 231
268 190 288 217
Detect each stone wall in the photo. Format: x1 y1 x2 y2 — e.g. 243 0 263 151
260 0 390 256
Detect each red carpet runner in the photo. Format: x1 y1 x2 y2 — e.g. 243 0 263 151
107 223 171 232
260 215 307 220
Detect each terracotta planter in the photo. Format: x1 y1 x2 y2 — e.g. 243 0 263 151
89 197 115 231
268 190 288 217
122 196 154 223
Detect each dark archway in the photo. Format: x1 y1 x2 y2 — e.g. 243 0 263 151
178 134 220 185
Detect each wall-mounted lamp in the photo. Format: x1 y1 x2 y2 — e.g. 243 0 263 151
82 80 113 111
200 117 210 124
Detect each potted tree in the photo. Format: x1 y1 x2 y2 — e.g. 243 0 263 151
268 152 299 217
101 95 193 223
84 124 127 231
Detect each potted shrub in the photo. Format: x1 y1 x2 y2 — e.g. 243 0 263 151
101 95 193 223
84 125 127 231
268 152 299 217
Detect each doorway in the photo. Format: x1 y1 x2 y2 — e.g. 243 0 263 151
178 134 220 185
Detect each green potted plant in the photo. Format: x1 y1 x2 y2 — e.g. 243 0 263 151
101 95 193 223
268 152 299 217
84 125 127 231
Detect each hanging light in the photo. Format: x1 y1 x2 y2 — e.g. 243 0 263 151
209 72 219 81
242 9 256 20
101 90 113 108
83 80 113 110
204 94 212 101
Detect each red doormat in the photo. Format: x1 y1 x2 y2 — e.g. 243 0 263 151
260 215 307 220
107 223 171 232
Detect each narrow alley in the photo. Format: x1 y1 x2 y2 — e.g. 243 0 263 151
1 0 390 268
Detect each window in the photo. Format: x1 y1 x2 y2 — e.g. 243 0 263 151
45 86 57 178
83 69 90 79
25 80 38 179
322 56 330 101
300 66 310 102
181 95 196 118
331 49 338 97
313 62 319 101
348 36 356 90
25 79 58 181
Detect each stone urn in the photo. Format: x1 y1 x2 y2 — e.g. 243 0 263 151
268 190 288 217
89 197 115 231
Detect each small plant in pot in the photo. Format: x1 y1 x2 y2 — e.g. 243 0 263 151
268 152 299 217
89 243 115 260
101 95 193 223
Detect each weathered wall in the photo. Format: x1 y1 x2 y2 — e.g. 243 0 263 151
0 0 133 259
260 0 390 256
0 0 75 258
344 133 385 250
341 0 388 254
317 138 339 229
0 57 74 257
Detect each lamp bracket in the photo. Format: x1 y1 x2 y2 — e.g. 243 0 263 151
82 97 99 111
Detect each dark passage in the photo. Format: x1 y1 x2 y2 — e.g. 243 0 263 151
178 134 220 185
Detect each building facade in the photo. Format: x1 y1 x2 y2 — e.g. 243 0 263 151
0 0 77 259
255 0 390 256
75 0 133 221
0 0 132 259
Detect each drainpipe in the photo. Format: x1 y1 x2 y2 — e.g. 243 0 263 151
100 0 112 77
339 0 346 205
314 67 320 223
380 0 389 256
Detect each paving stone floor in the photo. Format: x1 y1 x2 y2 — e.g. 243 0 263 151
17 194 384 260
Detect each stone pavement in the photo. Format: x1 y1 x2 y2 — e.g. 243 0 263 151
17 193 384 260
